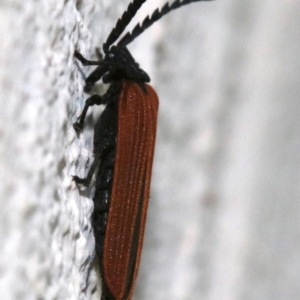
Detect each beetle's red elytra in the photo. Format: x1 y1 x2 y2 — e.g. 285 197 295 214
104 82 158 299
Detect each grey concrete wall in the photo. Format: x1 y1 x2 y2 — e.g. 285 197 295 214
0 1 299 300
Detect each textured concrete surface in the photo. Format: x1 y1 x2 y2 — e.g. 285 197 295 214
0 1 300 300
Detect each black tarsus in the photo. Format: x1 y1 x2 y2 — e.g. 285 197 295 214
72 154 101 187
118 0 213 47
103 0 148 52
73 94 103 133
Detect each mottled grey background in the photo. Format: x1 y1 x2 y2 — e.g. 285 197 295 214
0 1 299 300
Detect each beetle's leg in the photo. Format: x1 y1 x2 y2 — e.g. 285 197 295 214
74 50 102 66
73 94 103 133
72 154 100 187
74 82 122 133
75 50 109 92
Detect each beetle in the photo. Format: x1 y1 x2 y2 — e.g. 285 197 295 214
73 0 213 299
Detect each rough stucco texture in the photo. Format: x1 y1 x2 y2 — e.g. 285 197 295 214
1 1 300 300
0 1 103 299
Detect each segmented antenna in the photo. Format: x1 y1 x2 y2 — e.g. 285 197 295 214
118 0 212 47
103 0 148 52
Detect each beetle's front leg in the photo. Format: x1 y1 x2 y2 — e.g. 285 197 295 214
74 50 102 66
74 50 109 92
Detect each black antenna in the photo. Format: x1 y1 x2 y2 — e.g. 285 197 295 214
103 0 148 52
118 0 212 47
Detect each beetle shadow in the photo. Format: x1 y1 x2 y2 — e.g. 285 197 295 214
74 58 87 81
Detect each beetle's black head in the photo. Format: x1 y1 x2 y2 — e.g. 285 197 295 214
103 45 150 83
